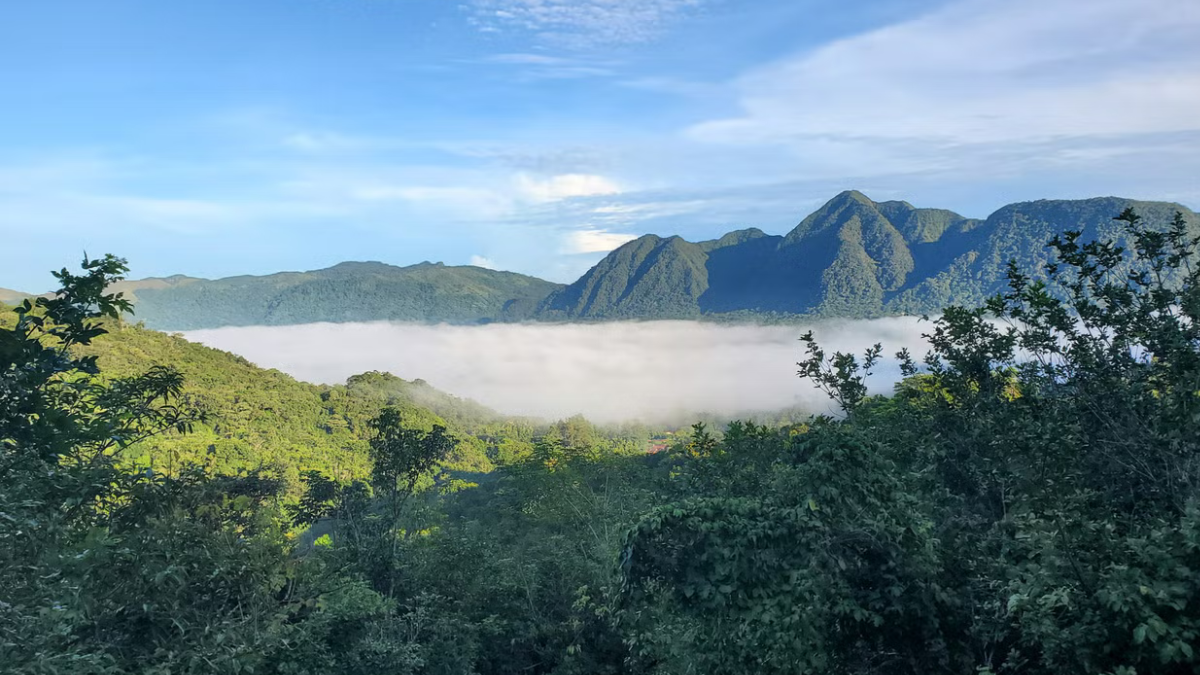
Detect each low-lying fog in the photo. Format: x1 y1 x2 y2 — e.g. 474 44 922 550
184 319 935 423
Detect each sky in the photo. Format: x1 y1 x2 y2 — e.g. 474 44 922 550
2 0 1199 291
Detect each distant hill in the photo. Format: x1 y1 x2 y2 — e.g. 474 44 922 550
117 261 563 330
0 287 34 304
537 191 1198 320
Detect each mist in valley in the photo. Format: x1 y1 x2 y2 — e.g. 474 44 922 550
184 318 936 423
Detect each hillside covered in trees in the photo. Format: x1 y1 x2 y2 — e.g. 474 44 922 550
5 205 1200 674
9 192 1194 331
538 192 1199 320
0 300 658 483
106 261 564 330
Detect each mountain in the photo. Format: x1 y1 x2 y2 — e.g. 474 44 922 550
541 191 1197 320
537 235 712 320
0 287 34 304
886 197 1195 314
118 261 563 330
0 301 502 476
8 192 1193 328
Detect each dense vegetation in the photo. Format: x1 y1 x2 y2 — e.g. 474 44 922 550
109 261 563 330
0 302 661 483
541 191 1200 321
25 191 1186 330
4 204 1200 674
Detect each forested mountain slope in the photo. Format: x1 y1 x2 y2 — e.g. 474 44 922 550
886 196 1199 313
0 303 501 477
10 207 1200 675
546 191 1198 319
536 234 713 320
118 261 563 330
6 192 1194 327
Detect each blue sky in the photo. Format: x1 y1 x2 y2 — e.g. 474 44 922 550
2 0 1198 290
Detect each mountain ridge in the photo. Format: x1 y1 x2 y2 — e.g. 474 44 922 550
5 191 1195 329
540 192 1196 321
117 261 564 330
0 287 35 304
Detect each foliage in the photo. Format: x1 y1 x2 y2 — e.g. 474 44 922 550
120 261 562 330
21 194 1190 329
537 234 711 320
540 193 1198 322
614 205 1200 675
0 258 485 674
9 201 1200 674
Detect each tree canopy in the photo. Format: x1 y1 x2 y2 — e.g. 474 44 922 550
5 204 1200 674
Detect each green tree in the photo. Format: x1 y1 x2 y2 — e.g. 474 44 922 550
0 256 430 674
618 207 1200 675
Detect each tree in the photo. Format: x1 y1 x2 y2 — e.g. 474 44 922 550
369 406 455 500
0 256 428 674
618 207 1200 675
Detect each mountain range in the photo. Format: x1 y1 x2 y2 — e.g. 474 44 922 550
103 261 562 330
0 287 35 304
7 191 1197 330
537 191 1196 320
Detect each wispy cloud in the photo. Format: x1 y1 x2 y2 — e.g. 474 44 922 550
478 52 617 78
470 255 499 269
515 173 621 202
466 0 707 47
561 228 638 254
690 0 1200 152
447 144 613 175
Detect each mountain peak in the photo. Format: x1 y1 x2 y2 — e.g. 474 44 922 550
833 189 875 206
537 232 709 320
784 190 888 246
65 193 1198 329
329 260 394 272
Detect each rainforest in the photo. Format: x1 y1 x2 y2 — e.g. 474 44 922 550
4 0 1200 672
5 207 1200 674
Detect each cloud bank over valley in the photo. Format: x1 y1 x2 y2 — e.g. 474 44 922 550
184 319 935 423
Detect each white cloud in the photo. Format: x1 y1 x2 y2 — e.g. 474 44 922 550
590 199 713 222
183 319 934 422
516 173 621 202
690 0 1200 147
470 255 499 269
466 0 706 46
561 228 638 254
